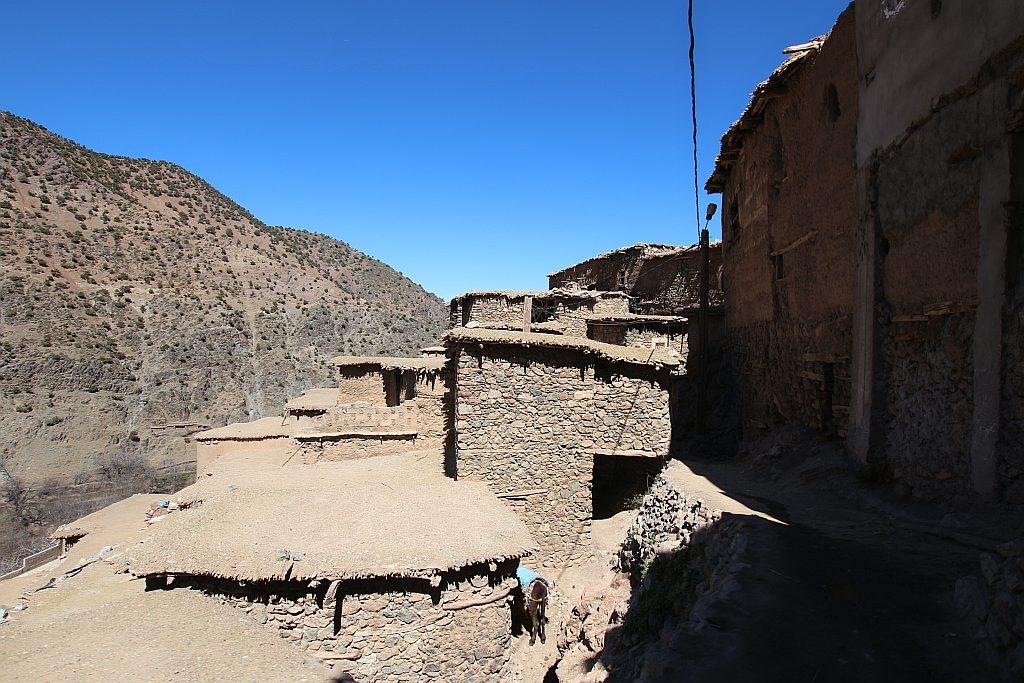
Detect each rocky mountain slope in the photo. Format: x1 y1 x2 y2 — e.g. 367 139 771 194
0 112 448 484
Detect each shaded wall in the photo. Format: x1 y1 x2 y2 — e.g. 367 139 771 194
720 6 859 440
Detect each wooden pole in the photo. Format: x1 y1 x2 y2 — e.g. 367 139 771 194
697 228 710 432
523 295 533 333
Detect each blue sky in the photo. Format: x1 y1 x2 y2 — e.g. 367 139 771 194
4 1 849 300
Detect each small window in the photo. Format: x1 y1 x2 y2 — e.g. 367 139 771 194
824 84 841 124
616 269 627 290
772 254 785 280
728 198 741 240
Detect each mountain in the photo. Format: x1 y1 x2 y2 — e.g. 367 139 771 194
0 112 448 485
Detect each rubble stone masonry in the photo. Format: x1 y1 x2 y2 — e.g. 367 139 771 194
450 344 672 565
173 561 519 683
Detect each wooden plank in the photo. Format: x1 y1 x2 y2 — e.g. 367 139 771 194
770 230 818 257
497 489 548 499
523 296 533 333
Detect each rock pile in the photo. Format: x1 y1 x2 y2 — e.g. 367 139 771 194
956 538 1024 679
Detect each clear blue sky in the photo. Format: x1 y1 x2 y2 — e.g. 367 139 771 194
4 1 849 300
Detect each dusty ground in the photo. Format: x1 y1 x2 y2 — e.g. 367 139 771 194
508 510 638 682
0 494 333 682
563 438 1024 682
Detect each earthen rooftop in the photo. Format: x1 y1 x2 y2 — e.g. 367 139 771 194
445 327 682 368
284 388 340 412
193 416 292 442
329 356 446 372
126 455 535 582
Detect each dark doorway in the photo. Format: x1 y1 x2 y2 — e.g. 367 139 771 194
591 453 663 519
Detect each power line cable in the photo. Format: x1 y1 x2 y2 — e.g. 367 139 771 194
688 0 701 241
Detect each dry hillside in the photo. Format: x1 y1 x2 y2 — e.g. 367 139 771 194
0 111 447 486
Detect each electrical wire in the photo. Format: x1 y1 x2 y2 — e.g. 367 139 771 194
688 0 701 241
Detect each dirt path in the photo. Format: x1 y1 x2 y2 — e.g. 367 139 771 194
628 449 1017 682
510 511 638 682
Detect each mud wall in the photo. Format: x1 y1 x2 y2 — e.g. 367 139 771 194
449 343 672 565
171 561 518 682
720 7 859 441
337 368 387 406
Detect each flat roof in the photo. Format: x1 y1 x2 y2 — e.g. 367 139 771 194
330 356 446 372
445 327 681 368
193 416 292 442
127 455 535 582
284 388 340 412
586 313 689 324
450 288 630 304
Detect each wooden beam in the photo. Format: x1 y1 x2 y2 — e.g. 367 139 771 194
496 488 548 499
770 230 818 257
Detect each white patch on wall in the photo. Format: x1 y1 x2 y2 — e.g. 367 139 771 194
882 0 906 19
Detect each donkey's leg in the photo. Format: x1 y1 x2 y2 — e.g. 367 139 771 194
539 604 547 644
529 609 537 646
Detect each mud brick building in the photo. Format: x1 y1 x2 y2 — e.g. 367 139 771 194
444 328 679 566
193 356 446 475
548 242 724 315
129 457 534 683
707 8 859 442
710 1 1024 505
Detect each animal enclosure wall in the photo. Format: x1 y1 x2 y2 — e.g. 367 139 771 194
449 343 672 565
337 367 388 405
159 561 518 682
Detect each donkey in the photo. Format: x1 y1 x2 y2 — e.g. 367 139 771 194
526 578 549 646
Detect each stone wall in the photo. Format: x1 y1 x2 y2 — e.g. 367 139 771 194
956 538 1024 680
452 295 527 329
632 245 724 314
720 7 858 443
533 295 629 338
298 433 420 463
449 343 672 565
166 561 519 682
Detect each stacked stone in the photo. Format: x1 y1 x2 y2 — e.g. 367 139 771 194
616 471 720 578
956 539 1024 679
204 567 517 682
453 347 671 565
999 304 1024 502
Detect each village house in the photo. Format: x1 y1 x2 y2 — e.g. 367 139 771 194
548 241 724 315
706 7 858 442
193 355 446 475
708 0 1024 510
586 313 688 355
443 327 679 566
449 289 630 337
128 456 534 682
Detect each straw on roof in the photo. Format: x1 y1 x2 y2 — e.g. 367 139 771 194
329 356 446 372
284 388 340 412
445 327 681 368
450 288 629 305
193 417 293 442
50 525 87 540
548 243 689 278
586 313 688 324
706 36 826 193
126 456 534 582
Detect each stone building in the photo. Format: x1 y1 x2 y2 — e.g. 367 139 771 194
548 242 724 315
586 314 688 355
444 328 679 566
128 456 534 682
708 0 1024 506
193 356 446 475
449 289 630 337
706 8 859 441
